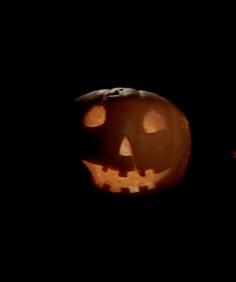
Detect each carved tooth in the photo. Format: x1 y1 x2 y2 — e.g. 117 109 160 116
109 186 121 193
102 184 110 191
137 169 146 177
102 166 108 172
129 186 140 193
139 186 149 192
148 183 155 190
121 187 130 194
118 170 128 177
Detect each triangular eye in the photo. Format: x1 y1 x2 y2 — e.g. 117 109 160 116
143 110 166 133
84 105 106 127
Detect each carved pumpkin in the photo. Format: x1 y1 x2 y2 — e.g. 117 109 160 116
75 88 191 194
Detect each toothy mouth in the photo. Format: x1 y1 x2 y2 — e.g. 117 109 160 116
82 160 170 193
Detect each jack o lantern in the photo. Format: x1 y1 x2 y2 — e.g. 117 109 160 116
75 88 191 194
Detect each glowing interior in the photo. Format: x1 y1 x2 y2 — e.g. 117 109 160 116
84 105 106 127
143 110 166 133
82 160 170 193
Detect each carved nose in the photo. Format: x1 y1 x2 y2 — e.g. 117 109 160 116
119 137 133 156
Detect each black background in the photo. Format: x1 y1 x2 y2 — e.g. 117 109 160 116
14 9 235 267
3 3 236 278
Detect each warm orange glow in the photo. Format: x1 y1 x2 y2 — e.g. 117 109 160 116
143 110 166 133
119 137 133 156
82 160 170 193
84 105 106 127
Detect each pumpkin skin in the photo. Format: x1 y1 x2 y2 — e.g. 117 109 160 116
75 88 191 195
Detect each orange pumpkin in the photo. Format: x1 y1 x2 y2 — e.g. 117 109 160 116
75 88 191 194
